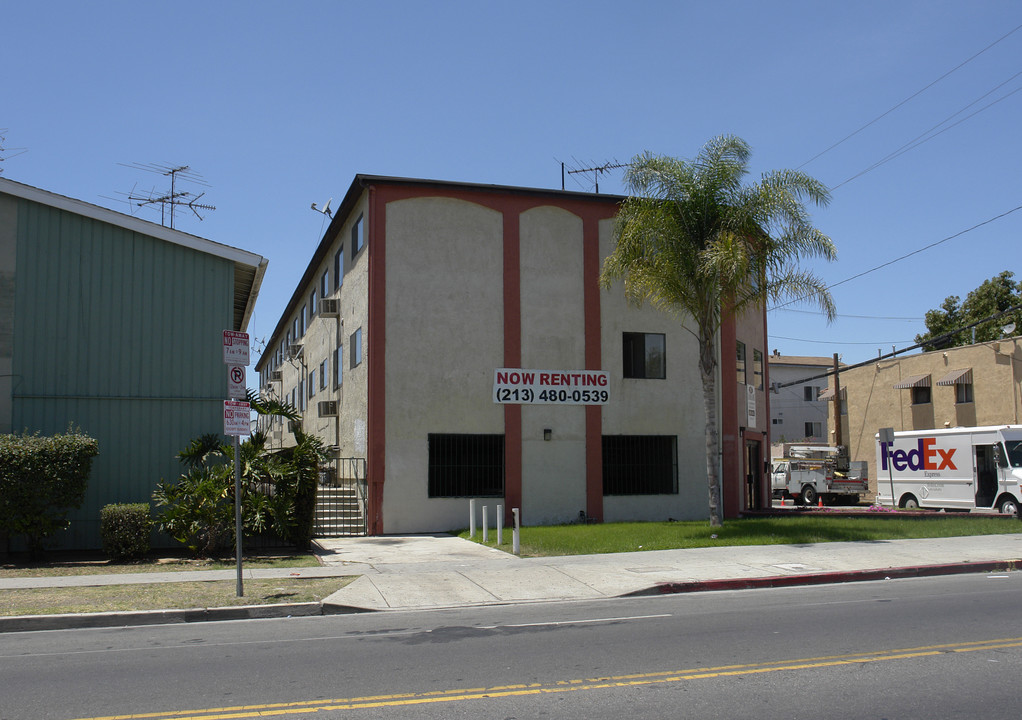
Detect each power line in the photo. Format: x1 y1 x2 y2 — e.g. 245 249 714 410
797 22 1022 169
832 75 1022 190
771 335 914 346
772 303 1022 389
768 202 1022 312
770 308 922 321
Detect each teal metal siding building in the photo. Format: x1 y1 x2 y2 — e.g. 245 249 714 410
0 177 267 550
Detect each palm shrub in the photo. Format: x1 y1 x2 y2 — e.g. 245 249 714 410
100 503 153 560
153 420 328 556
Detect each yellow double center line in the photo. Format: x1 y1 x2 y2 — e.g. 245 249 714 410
73 636 1022 719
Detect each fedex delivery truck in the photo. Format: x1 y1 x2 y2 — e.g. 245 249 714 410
874 425 1022 515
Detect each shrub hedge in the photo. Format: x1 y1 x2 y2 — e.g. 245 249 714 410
0 430 99 556
100 503 153 559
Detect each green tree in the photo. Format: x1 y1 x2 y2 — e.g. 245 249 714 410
600 136 837 526
915 271 1022 350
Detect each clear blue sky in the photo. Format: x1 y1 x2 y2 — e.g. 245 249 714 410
5 0 1022 379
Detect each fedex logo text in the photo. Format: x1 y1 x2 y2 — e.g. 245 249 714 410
880 439 957 472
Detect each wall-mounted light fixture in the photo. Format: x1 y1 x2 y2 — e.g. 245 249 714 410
543 428 552 441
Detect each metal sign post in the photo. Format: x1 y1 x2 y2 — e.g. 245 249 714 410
223 331 250 598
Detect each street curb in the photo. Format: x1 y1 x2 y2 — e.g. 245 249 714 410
624 559 1022 597
0 602 323 634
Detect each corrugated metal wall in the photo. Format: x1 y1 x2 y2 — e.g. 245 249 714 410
11 199 234 549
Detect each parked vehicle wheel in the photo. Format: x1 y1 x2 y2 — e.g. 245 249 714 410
998 496 1019 516
901 495 919 510
801 485 818 506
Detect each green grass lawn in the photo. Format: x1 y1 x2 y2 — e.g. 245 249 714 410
459 514 1022 557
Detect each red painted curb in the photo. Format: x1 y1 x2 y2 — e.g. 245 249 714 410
625 559 1022 597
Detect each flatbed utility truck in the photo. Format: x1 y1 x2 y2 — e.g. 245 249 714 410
771 445 868 506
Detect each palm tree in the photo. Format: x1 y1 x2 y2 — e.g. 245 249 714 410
600 135 837 526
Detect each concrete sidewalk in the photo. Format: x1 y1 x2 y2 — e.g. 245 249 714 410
3 532 1021 632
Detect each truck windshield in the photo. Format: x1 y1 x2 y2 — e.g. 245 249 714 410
1003 440 1022 468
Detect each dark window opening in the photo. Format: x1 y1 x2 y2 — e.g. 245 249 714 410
428 434 505 498
911 386 931 405
623 332 666 379
602 435 678 495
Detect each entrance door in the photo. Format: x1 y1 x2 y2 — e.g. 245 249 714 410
745 440 762 510
975 445 997 508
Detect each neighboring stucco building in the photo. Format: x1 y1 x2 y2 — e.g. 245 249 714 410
255 175 771 535
827 337 1022 497
1 177 267 549
767 353 836 456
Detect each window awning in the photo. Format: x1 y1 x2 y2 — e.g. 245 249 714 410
817 387 847 400
936 368 973 386
893 374 931 389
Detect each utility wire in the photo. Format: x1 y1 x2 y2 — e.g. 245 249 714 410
768 203 1022 312
797 22 1022 169
772 303 1022 389
832 78 1022 190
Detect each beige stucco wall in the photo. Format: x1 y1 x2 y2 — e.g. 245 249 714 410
271 193 370 463
519 206 587 525
843 339 1022 495
0 194 15 433
598 219 707 521
383 197 505 533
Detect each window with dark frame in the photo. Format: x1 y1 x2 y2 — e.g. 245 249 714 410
321 269 329 299
622 332 666 379
911 385 931 405
334 344 343 387
428 433 505 498
350 328 362 369
956 382 973 404
752 348 763 390
351 214 364 261
310 288 318 317
333 246 344 292
602 435 678 495
736 341 746 384
320 359 327 391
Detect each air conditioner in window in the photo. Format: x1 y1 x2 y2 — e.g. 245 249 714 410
270 370 282 382
318 400 338 417
319 299 339 317
288 343 304 360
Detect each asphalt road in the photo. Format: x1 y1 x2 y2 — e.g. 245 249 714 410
3 572 1022 719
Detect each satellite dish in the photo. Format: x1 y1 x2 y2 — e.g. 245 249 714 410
1003 322 1016 336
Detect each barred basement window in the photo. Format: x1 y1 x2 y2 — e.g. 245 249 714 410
428 433 504 498
602 435 678 495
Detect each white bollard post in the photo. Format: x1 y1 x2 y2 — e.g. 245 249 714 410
469 499 476 538
482 505 489 542
512 507 521 556
496 504 504 545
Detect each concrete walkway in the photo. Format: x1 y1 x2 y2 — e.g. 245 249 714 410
3 532 1021 632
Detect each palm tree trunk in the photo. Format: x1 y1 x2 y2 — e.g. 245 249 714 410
699 336 723 527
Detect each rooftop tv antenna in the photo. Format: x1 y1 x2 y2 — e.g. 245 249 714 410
0 129 28 173
559 158 629 193
111 162 216 229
